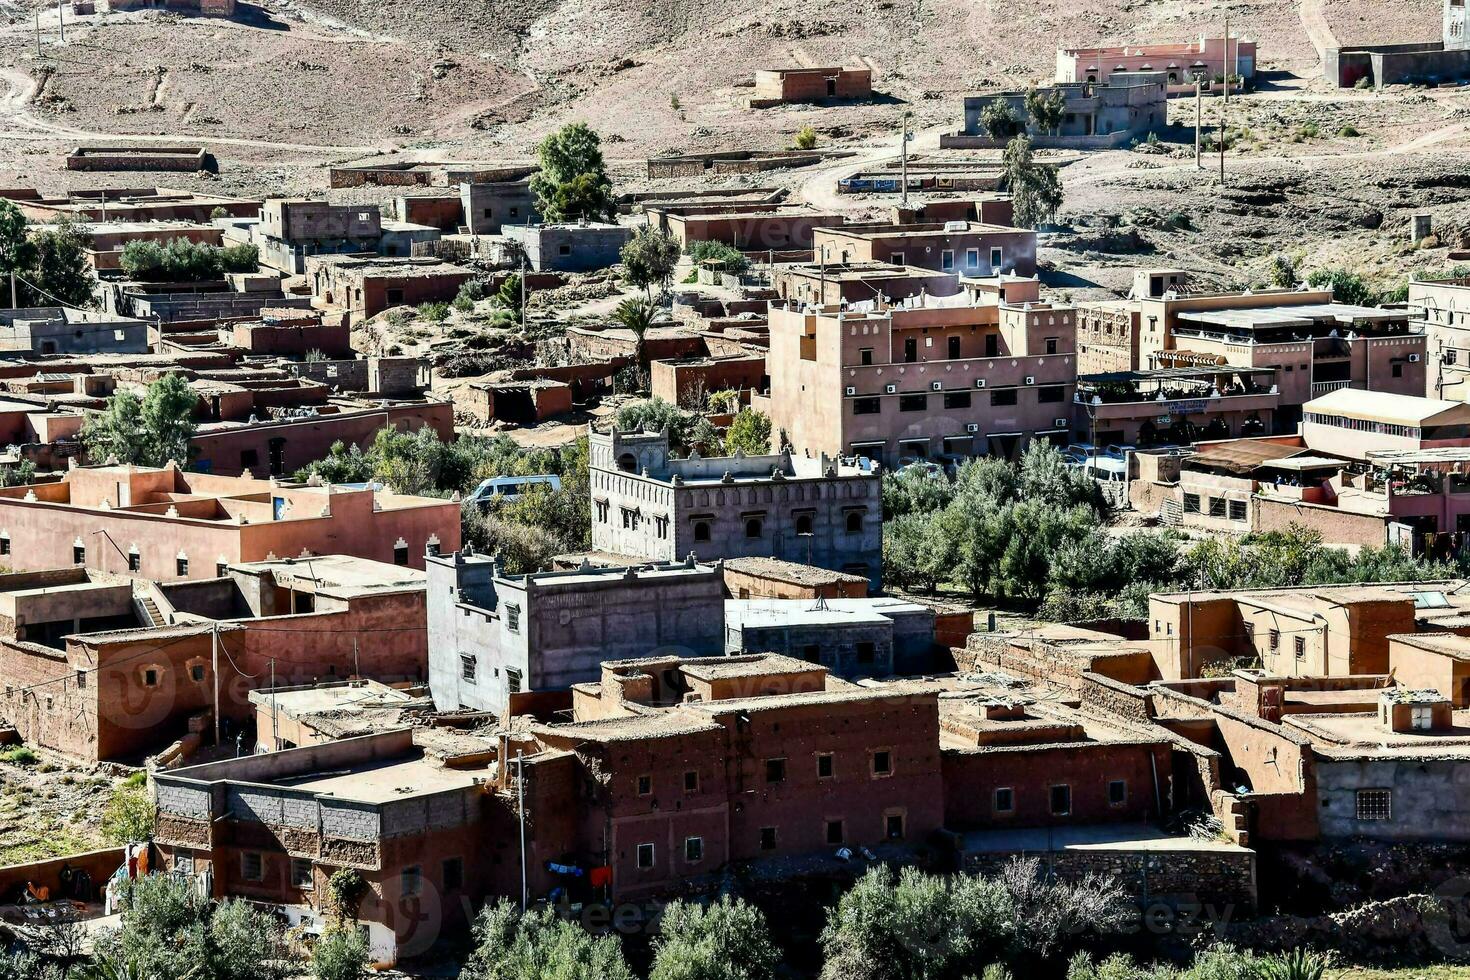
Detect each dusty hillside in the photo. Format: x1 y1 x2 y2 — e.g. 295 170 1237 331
0 0 1448 182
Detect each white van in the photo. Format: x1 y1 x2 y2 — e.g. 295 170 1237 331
467 474 562 506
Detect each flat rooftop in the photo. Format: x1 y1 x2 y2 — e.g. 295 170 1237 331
960 823 1251 855
1285 709 1470 757
231 555 427 596
273 753 482 804
726 597 928 629
723 556 869 585
1176 303 1403 329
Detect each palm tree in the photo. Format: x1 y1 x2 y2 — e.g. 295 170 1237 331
612 296 661 369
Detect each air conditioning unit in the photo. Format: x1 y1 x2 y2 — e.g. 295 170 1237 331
885 384 897 394
845 386 856 396
1409 354 1422 363
1054 418 1069 428
974 379 987 389
931 381 942 391
1025 376 1036 385
966 423 980 433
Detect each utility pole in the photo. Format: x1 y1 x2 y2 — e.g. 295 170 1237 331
1219 18 1229 185
35 13 41 57
519 251 526 332
1194 77 1202 168
516 750 528 910
57 0 64 44
8 272 15 311
900 110 911 208
352 636 359 679
211 622 220 748
269 657 278 753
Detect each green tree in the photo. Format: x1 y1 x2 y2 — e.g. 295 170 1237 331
686 240 750 275
0 200 36 309
1269 254 1298 288
312 927 369 980
82 374 199 467
460 900 635 980
724 408 772 455
819 864 1013 980
496 274 523 315
650 896 780 980
1024 87 1066 136
101 781 155 844
93 875 292 980
614 397 695 448
1306 267 1380 306
621 226 682 297
1003 136 1064 229
530 123 616 223
27 218 96 308
981 99 1024 139
612 295 663 368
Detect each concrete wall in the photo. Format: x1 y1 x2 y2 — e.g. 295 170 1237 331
503 225 633 273
460 182 538 235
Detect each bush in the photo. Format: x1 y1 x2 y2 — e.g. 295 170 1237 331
1354 75 1373 89
312 927 370 980
118 237 255 282
686 239 750 275
417 301 451 323
101 782 155 844
0 746 37 765
793 124 818 150
1338 124 1361 137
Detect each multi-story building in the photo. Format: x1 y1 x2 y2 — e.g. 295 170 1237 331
770 262 960 307
0 307 149 357
811 221 1036 277
1074 300 1141 373
1056 34 1257 93
947 73 1167 149
1407 275 1470 400
761 287 1076 465
1075 363 1280 447
587 427 882 583
0 462 459 581
460 179 539 234
0 555 431 761
426 552 725 715
305 255 476 325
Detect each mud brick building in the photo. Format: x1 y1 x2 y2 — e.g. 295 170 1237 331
0 556 431 761
0 307 149 357
646 203 843 252
750 67 873 106
811 221 1036 277
1057 34 1257 93
426 553 724 716
588 426 882 583
306 256 476 325
721 556 870 599
760 286 1075 466
460 180 539 234
0 187 259 224
502 223 633 273
947 73 1167 150
66 146 208 172
81 220 224 274
0 463 459 581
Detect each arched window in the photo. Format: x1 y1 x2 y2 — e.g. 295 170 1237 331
845 512 863 535
694 521 711 542
617 453 637 472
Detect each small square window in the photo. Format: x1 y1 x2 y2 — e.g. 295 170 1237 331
1108 780 1127 806
176 557 189 577
684 770 699 792
856 642 876 664
759 827 777 850
1050 784 1072 816
460 655 476 682
637 774 652 796
766 758 786 783
817 753 834 779
636 843 655 869
994 787 1014 812
241 852 263 881
401 866 422 897
506 604 521 632
290 858 313 889
886 813 905 839
73 545 85 565
684 836 704 863
190 664 206 683
1356 788 1392 821
872 750 891 776
506 668 522 694
393 544 409 566
143 668 159 688
0 536 10 556
825 819 845 845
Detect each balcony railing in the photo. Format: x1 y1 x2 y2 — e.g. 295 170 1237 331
1311 380 1353 397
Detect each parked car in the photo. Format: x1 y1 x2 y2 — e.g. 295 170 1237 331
466 474 562 507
